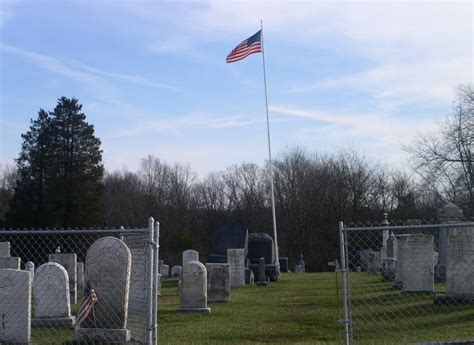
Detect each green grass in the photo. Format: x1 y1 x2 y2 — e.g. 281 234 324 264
29 272 474 344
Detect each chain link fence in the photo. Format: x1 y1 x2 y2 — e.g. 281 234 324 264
0 218 159 345
338 217 474 344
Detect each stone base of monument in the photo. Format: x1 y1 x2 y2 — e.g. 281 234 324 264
75 328 131 343
256 280 268 287
32 316 75 327
177 307 211 313
433 294 474 305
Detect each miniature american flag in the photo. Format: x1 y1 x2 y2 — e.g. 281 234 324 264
76 287 98 326
226 30 262 63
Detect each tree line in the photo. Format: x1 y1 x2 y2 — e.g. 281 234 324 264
0 86 472 271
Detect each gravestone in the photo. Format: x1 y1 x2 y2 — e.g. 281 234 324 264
25 261 35 281
49 253 77 305
227 248 245 288
295 265 303 273
206 263 230 303
77 262 84 294
279 257 289 273
394 235 410 289
298 254 306 272
436 202 464 282
0 241 10 256
245 267 254 284
446 227 474 296
160 264 170 278
0 256 20 269
208 224 248 263
256 258 268 287
177 261 211 313
32 262 75 327
387 232 398 259
248 233 280 281
171 265 182 277
182 250 199 267
0 269 31 344
398 234 434 292
75 237 132 342
367 251 381 274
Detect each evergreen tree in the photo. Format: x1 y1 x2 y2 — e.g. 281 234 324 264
7 97 104 228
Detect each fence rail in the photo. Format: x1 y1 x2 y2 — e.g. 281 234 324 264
0 218 159 345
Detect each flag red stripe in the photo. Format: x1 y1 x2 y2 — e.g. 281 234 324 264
226 45 262 63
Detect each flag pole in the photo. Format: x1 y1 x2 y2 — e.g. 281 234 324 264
260 20 280 273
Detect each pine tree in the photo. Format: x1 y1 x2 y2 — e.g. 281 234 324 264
7 97 104 228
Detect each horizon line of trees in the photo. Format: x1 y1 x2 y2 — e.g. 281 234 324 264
0 85 472 271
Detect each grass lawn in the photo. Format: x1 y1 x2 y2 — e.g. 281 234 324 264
29 272 474 344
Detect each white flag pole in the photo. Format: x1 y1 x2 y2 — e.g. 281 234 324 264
260 20 280 272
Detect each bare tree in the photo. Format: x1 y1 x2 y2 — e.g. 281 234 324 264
404 85 474 215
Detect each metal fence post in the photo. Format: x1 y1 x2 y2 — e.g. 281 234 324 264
147 217 155 345
339 221 350 345
152 221 160 345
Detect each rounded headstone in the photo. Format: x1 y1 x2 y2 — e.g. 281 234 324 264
33 262 71 318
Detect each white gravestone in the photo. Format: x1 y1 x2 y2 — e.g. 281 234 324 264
0 269 31 344
227 248 245 288
75 237 132 343
160 264 170 278
0 241 10 256
49 253 77 305
32 262 75 327
77 262 85 295
206 263 230 303
182 250 199 267
446 227 474 296
0 256 20 269
171 265 182 277
394 235 411 287
399 234 434 292
367 251 381 274
25 261 35 281
177 261 211 313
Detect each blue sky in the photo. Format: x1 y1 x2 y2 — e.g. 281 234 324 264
1 1 472 176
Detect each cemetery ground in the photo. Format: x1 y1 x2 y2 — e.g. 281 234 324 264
30 272 474 344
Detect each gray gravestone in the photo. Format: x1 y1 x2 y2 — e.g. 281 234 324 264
49 253 77 305
171 265 182 277
75 237 132 342
32 262 75 327
295 264 303 273
227 248 245 288
256 258 268 286
182 250 199 267
279 257 289 273
177 261 211 313
0 241 10 256
367 251 381 274
77 262 84 295
206 263 230 303
0 256 20 269
0 269 31 344
160 264 169 278
437 202 464 282
446 227 474 296
208 224 248 263
399 234 434 292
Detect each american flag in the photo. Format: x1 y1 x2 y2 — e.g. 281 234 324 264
226 30 262 63
76 287 98 327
